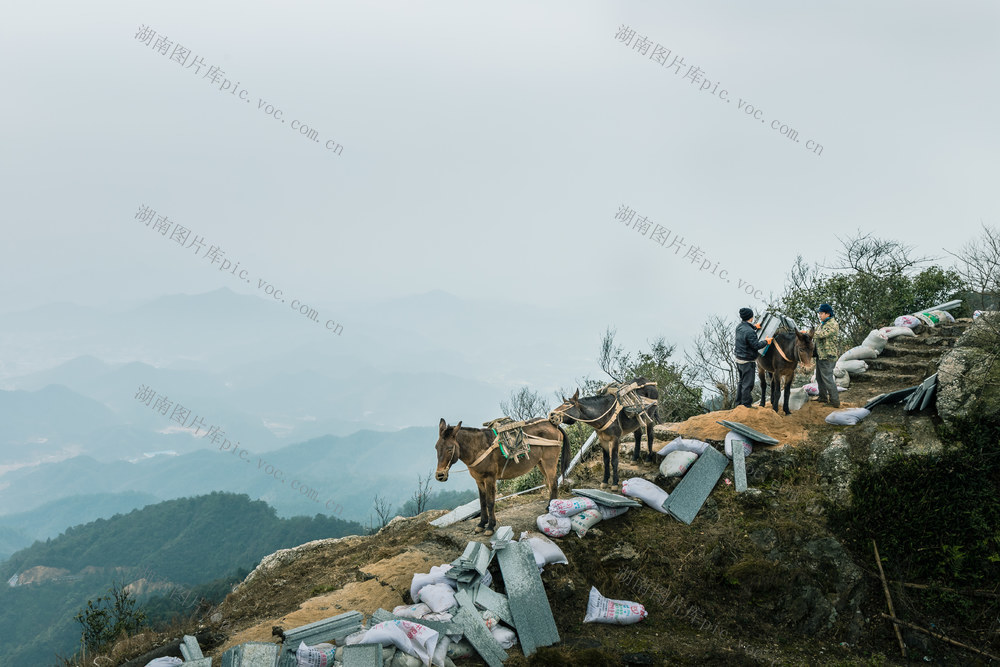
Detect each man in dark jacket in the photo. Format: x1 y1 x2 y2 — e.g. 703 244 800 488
734 308 772 408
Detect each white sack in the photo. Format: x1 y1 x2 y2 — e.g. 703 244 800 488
621 477 669 514
893 315 921 328
361 620 439 667
409 565 455 603
861 330 889 353
596 504 629 520
656 437 710 457
880 326 917 339
802 382 819 396
839 346 878 363
836 360 869 374
786 386 810 412
583 586 648 625
295 642 336 667
570 508 603 537
825 408 872 426
724 431 753 459
519 532 569 568
392 603 432 620
536 513 571 538
490 625 518 649
417 583 457 613
660 450 698 477
145 659 184 667
548 497 597 517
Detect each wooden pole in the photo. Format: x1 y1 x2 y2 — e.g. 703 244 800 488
887 580 1000 599
881 614 1000 661
872 539 906 658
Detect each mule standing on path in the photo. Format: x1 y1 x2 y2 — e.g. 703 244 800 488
434 417 569 536
757 328 815 414
548 377 659 490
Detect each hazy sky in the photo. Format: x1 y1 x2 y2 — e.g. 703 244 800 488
2 0 997 365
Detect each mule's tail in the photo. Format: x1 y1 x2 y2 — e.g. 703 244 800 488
558 425 570 477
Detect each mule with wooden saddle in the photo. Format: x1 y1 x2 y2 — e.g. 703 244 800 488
434 416 569 536
547 377 659 490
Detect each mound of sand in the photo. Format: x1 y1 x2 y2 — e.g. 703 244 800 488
655 401 855 448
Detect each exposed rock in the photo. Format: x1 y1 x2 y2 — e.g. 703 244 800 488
236 535 366 590
867 430 903 467
937 322 1000 428
817 434 852 505
749 527 778 554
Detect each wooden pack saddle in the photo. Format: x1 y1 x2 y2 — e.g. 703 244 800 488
598 380 659 427
481 417 544 462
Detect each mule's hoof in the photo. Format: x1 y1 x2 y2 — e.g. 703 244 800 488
473 526 484 534
484 529 494 537
611 484 620 492
600 482 609 489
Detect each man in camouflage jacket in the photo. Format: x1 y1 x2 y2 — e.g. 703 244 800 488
812 303 841 407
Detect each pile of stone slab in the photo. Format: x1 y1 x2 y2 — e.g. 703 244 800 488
186 530 558 667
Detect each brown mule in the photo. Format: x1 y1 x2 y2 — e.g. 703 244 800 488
548 377 658 490
434 417 569 536
756 328 816 414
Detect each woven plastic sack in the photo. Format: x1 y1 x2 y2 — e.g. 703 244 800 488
930 309 955 323
660 450 698 477
837 373 851 389
596 503 629 520
825 408 871 425
360 620 439 667
786 386 809 412
880 326 916 339
837 360 868 374
520 532 569 568
834 366 848 378
655 437 710 457
570 508 603 537
839 345 878 363
548 497 597 517
893 315 921 328
392 603 433 620
803 382 819 396
621 477 669 513
583 586 647 625
861 330 889 353
296 642 336 667
491 625 517 649
723 431 753 459
536 513 571 538
409 565 455 603
417 583 457 613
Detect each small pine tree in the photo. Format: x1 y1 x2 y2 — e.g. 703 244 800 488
75 580 147 654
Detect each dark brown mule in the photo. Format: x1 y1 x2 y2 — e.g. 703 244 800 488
756 328 815 414
434 417 569 536
548 377 659 490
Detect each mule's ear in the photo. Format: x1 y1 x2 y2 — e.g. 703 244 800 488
439 418 447 435
455 421 462 431
572 389 580 402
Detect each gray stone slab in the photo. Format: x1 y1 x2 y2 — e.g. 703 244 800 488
453 597 508 667
733 435 747 493
920 376 937 410
716 420 779 445
182 635 204 660
571 488 642 507
221 642 279 667
278 611 363 665
370 608 461 639
490 526 514 549
661 445 729 524
430 499 481 527
495 541 559 656
341 643 383 667
864 385 919 410
474 583 515 628
184 660 212 667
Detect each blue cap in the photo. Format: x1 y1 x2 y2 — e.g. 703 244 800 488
817 303 833 315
